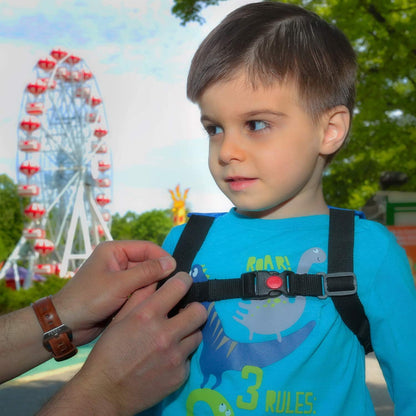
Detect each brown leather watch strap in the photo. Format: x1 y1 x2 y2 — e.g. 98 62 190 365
32 296 77 361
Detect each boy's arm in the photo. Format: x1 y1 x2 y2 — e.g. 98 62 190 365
363 233 416 415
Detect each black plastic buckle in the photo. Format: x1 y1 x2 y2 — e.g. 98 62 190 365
320 272 357 299
241 271 290 299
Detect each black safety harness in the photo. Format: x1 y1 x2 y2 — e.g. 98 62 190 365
161 208 373 353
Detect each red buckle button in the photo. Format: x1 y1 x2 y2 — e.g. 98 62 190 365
266 275 283 290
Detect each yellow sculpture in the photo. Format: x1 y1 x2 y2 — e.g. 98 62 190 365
169 184 189 226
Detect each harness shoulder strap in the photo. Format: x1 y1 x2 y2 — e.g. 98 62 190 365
328 208 373 353
157 214 215 290
171 214 215 274
159 214 214 316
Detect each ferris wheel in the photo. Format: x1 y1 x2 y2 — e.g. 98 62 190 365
0 48 113 286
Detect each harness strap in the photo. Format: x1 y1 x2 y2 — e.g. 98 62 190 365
171 214 215 276
157 214 215 291
164 209 373 353
180 269 357 304
328 209 373 353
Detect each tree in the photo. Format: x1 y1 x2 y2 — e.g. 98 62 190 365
131 210 174 245
110 211 140 240
172 0 416 208
0 175 26 263
172 0 223 24
111 209 174 246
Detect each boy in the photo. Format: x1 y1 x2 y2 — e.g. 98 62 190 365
142 2 416 415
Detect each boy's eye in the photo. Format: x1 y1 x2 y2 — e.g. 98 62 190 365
247 120 268 131
205 125 223 137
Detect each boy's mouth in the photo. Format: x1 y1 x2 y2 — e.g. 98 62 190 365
225 176 257 191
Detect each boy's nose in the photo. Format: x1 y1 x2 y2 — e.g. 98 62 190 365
218 133 245 164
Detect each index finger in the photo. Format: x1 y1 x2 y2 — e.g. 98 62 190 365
148 272 193 316
113 271 192 324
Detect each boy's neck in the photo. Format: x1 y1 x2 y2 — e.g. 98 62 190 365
235 191 329 220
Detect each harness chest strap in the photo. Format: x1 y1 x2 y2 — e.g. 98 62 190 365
180 269 357 304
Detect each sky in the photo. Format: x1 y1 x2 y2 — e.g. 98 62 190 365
0 0 255 216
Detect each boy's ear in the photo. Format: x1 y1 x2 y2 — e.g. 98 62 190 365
320 106 350 156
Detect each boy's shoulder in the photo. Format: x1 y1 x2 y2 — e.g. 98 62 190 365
162 212 226 251
166 209 396 245
354 214 397 246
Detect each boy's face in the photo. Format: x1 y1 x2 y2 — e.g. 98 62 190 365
198 72 336 219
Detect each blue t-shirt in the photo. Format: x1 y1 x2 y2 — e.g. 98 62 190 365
141 209 416 415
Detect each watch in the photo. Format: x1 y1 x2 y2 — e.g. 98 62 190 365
32 295 78 361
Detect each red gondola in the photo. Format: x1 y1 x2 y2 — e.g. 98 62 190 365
25 102 44 116
66 55 81 65
19 139 41 152
50 47 68 61
90 96 102 106
24 203 46 220
34 239 55 256
55 67 70 81
94 127 108 138
18 184 40 197
96 194 111 206
71 70 81 82
96 178 111 188
27 79 47 95
98 160 111 172
81 69 93 81
20 116 41 132
35 264 57 275
23 227 45 239
19 160 40 177
38 56 56 71
75 86 91 98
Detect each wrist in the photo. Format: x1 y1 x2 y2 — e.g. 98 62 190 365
66 370 126 416
50 291 83 343
37 372 124 416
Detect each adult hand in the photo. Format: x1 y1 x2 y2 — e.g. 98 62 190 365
52 240 177 346
0 240 182 384
38 272 207 416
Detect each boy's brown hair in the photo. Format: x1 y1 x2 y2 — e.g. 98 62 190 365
187 1 357 124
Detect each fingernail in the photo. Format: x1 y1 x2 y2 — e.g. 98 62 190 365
160 256 175 272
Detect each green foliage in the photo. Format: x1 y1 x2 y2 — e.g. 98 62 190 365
0 174 27 262
0 276 69 315
172 0 416 209
110 211 140 240
112 209 173 246
172 0 224 24
291 0 416 208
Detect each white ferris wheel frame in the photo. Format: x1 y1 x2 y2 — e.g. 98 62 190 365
0 50 113 285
